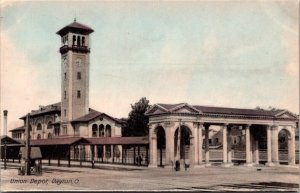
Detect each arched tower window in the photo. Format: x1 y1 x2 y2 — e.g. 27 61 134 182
105 125 111 137
47 121 52 129
99 124 104 137
37 134 41 140
77 36 81 46
73 35 76 45
82 36 85 46
92 124 98 137
37 123 42 130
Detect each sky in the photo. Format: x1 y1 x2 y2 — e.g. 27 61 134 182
0 0 299 133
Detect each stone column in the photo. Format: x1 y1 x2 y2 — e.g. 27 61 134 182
190 136 195 167
205 124 211 166
197 123 204 167
271 126 279 165
149 136 157 168
193 125 199 166
289 126 296 165
165 125 175 168
266 125 274 166
227 127 232 165
254 140 259 165
245 124 253 166
222 124 228 165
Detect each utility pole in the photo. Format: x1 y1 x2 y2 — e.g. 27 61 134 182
25 113 30 175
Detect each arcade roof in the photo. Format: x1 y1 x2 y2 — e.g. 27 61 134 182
146 103 298 120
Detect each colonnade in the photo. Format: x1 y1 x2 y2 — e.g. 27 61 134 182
148 122 296 168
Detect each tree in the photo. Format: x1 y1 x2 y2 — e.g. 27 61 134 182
124 97 151 136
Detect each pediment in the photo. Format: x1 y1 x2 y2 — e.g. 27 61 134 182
149 107 167 115
145 105 168 115
172 106 199 114
275 110 297 119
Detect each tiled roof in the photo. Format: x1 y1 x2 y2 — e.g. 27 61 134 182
150 103 297 119
0 135 22 145
72 109 125 124
30 137 90 146
86 136 148 145
10 126 25 132
57 21 94 35
193 105 282 117
20 102 61 119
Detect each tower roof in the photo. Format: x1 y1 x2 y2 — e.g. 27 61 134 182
56 20 94 36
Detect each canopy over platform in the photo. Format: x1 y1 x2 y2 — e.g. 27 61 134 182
86 136 149 145
0 135 22 146
30 137 90 146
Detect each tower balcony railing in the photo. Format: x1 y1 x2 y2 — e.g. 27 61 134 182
59 45 90 54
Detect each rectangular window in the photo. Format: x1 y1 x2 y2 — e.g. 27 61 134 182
64 109 67 117
77 90 81 98
64 91 66 99
77 72 81 80
64 72 66 80
63 126 67 135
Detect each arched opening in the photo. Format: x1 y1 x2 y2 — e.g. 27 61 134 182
37 134 41 140
82 36 85 46
73 35 76 45
47 121 52 129
77 36 81 46
99 124 104 137
92 124 98 137
105 125 111 137
174 125 192 165
37 123 42 130
156 126 166 167
278 129 292 164
48 133 52 139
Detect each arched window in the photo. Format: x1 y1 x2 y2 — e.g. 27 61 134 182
48 133 52 139
77 36 81 46
82 36 85 46
37 134 41 140
99 124 104 137
47 121 52 129
92 124 98 137
105 125 111 137
37 123 42 130
73 35 76 45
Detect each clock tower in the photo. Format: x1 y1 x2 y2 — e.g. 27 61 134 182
57 19 94 135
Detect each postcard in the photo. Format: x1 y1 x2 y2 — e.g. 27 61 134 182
1 0 299 192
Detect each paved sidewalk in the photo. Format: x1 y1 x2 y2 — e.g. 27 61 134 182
1 163 299 191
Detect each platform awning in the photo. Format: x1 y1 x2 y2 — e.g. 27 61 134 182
0 135 22 146
30 137 90 146
86 136 149 145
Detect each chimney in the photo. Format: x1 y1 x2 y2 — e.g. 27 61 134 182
3 110 8 136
